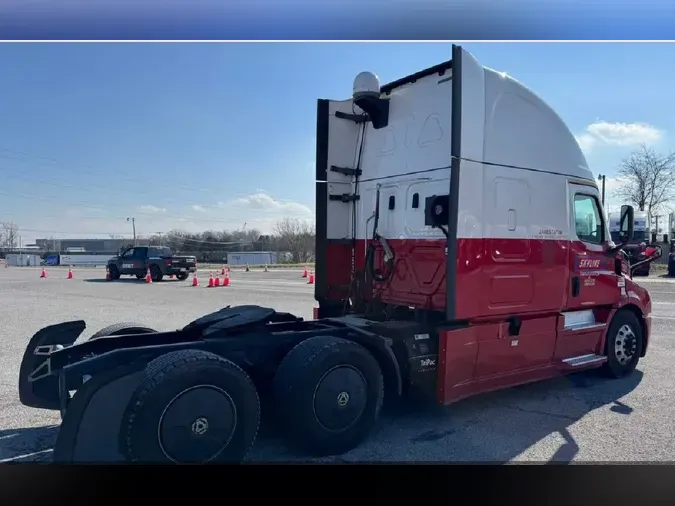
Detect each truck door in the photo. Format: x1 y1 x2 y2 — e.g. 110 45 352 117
134 247 149 273
557 183 617 359
566 184 617 309
119 248 136 274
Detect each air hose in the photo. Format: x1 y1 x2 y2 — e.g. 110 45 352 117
365 185 395 283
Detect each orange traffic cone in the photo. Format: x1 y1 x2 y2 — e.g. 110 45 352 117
67 267 74 279
264 264 269 272
307 272 315 284
222 272 230 286
40 267 47 278
4 262 8 268
192 273 199 286
245 264 250 272
221 265 226 275
214 274 221 287
105 267 111 281
302 268 308 278
208 272 214 288
145 268 152 284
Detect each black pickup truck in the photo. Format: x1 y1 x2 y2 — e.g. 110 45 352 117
107 246 197 282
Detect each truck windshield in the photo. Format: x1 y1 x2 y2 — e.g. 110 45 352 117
611 230 648 243
633 230 648 242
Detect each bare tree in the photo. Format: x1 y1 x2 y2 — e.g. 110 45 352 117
614 144 675 220
47 236 61 252
273 217 315 263
0 221 19 248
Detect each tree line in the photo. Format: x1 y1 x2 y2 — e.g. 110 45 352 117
132 217 316 263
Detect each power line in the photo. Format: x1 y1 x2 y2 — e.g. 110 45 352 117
0 149 315 206
0 187 314 225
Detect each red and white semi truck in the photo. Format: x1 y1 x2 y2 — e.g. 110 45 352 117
18 45 661 463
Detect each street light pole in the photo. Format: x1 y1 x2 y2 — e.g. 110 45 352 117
597 174 606 206
127 217 136 246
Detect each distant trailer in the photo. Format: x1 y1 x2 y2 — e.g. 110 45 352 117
226 251 278 266
6 253 42 267
59 254 115 267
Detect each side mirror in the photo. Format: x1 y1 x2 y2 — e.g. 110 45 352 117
619 204 634 243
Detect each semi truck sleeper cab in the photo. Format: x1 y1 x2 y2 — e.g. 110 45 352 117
18 45 660 463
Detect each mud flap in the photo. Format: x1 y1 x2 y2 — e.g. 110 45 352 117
53 364 144 462
19 320 86 410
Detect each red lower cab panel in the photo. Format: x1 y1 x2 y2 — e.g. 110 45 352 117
323 237 568 320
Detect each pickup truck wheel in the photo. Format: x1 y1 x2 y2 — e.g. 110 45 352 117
109 265 121 280
602 310 643 379
119 350 260 463
176 272 189 281
273 336 384 457
150 264 163 282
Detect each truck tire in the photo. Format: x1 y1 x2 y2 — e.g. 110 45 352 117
176 272 189 281
108 265 121 280
273 336 384 457
602 310 643 379
119 349 260 463
56 323 159 420
150 264 163 282
89 322 157 341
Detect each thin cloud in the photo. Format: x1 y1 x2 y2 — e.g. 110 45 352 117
576 121 663 153
218 192 314 218
139 204 167 213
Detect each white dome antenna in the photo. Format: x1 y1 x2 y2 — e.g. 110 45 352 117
351 71 389 129
353 71 381 100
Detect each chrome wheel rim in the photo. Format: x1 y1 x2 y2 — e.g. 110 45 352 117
614 324 637 365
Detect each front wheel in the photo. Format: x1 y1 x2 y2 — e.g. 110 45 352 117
273 336 384 457
176 272 189 281
108 265 121 280
602 310 643 379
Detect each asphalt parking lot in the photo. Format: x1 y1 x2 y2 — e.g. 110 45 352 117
1 266 674 463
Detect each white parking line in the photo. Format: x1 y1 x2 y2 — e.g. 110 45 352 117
0 448 53 462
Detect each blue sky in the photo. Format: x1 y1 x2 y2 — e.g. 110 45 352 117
1 42 673 243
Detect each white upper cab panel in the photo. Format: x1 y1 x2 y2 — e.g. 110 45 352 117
323 46 598 240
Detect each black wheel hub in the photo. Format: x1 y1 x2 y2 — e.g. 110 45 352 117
621 335 637 359
614 324 638 365
313 366 367 432
158 385 237 462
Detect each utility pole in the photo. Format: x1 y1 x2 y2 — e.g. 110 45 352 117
127 217 137 246
597 174 606 206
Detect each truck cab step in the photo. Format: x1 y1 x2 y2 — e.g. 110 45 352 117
562 354 607 367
